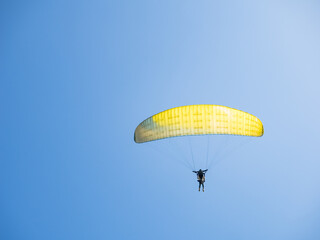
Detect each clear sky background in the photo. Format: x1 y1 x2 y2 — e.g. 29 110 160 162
1 1 320 239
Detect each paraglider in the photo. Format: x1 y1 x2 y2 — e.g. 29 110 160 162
134 104 264 191
193 169 208 192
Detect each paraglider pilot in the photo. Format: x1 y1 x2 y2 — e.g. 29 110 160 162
193 169 208 192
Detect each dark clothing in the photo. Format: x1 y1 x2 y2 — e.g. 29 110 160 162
193 169 208 191
198 181 204 190
193 169 208 180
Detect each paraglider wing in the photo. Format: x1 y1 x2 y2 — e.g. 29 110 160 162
134 105 263 143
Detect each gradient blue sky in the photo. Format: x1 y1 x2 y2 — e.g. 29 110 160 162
1 1 320 239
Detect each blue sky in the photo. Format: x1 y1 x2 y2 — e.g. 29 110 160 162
1 1 320 239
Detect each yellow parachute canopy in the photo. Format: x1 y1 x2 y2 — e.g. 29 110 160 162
134 105 263 143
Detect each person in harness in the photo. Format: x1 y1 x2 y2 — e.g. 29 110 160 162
193 169 208 192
